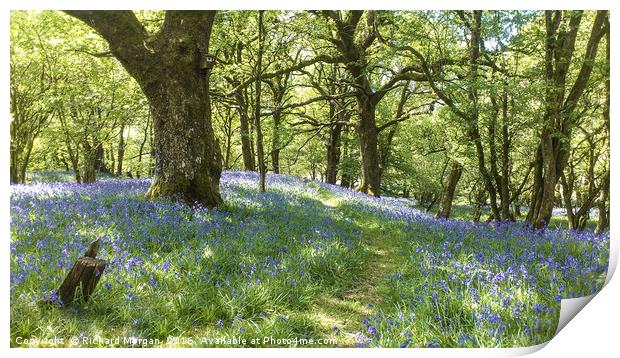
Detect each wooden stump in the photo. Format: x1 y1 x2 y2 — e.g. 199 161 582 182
55 239 106 305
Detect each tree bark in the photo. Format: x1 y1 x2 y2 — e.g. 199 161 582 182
56 240 106 306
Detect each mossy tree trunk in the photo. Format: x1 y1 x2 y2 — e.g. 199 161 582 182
66 10 223 207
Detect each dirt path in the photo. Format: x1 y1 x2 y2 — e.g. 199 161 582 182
309 192 404 346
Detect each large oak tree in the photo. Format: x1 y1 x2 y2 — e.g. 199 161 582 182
65 10 223 207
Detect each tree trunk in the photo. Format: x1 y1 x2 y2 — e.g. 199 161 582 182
10 145 20 184
116 123 125 176
356 97 381 196
489 88 513 221
596 170 609 233
325 122 343 184
526 145 544 224
55 240 106 306
94 142 108 174
340 131 352 188
254 11 267 192
137 110 151 178
467 11 501 222
267 73 289 175
499 88 513 220
271 110 282 174
596 23 610 234
561 173 576 229
320 11 383 196
144 75 223 205
436 161 463 218
81 141 97 183
235 86 256 171
379 83 408 184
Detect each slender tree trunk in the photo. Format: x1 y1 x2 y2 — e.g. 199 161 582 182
436 161 463 218
468 11 501 221
379 83 408 183
325 96 348 184
10 145 19 184
18 139 35 184
271 110 282 174
254 10 267 192
325 120 344 184
81 141 97 184
116 123 125 176
137 110 151 178
68 146 81 184
489 87 513 221
267 74 289 174
596 24 610 234
596 170 609 233
222 109 233 170
560 173 576 229
499 90 512 221
527 145 544 223
235 86 256 171
340 131 352 188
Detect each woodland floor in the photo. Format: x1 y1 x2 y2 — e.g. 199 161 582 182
10 172 609 347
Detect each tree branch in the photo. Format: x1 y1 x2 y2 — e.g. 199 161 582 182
64 11 154 81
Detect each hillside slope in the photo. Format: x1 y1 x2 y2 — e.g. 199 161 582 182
10 171 609 347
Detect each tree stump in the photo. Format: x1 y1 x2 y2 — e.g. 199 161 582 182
56 239 106 305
